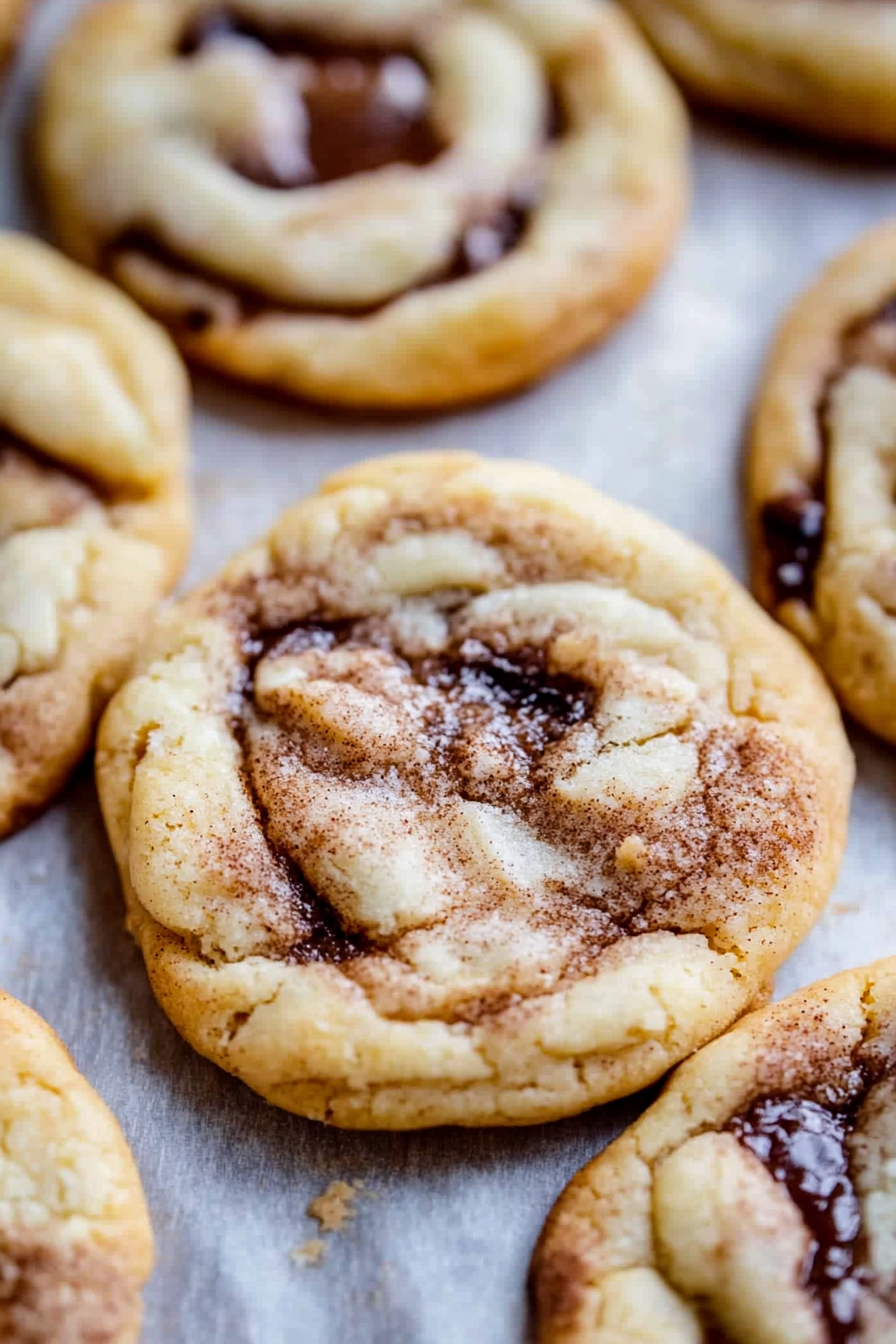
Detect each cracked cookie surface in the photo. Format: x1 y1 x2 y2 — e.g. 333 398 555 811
0 233 190 838
748 223 896 746
96 452 852 1129
622 0 896 146
36 0 688 410
0 991 153 1344
532 958 896 1344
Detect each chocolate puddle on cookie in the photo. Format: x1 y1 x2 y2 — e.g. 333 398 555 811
259 619 595 789
178 8 563 189
762 295 896 608
416 642 594 764
105 7 562 331
727 1093 866 1343
226 603 820 991
234 618 598 967
181 10 444 186
761 489 825 607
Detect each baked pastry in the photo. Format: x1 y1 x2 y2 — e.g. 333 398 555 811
749 223 896 746
0 233 190 839
532 958 896 1344
95 452 852 1130
37 0 689 411
622 0 896 147
0 991 153 1343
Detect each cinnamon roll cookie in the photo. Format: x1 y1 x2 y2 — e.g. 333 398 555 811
532 958 896 1344
749 224 896 746
37 0 688 411
0 234 190 839
95 453 852 1129
622 0 896 147
0 991 153 1343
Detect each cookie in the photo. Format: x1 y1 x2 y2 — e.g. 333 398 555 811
0 991 153 1343
37 0 688 411
0 233 190 839
748 223 896 746
532 959 896 1344
95 452 852 1130
622 0 896 146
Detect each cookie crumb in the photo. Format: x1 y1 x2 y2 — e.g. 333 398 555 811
832 902 859 916
291 1239 326 1267
615 835 647 875
308 1180 362 1233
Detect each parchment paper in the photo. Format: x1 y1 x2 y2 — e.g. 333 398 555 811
2 6 896 1341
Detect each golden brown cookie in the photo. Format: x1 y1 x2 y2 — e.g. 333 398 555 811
0 991 153 1344
37 0 688 411
532 958 896 1344
95 452 852 1130
623 0 896 146
0 233 191 839
748 223 896 746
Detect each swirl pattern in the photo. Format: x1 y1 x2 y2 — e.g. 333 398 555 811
96 453 851 1129
38 0 688 408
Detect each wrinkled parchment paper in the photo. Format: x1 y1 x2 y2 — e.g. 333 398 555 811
2 6 896 1340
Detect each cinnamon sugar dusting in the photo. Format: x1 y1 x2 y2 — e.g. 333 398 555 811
255 622 595 800
215 588 820 1024
0 1230 140 1343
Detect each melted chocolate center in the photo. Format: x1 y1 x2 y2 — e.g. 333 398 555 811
261 622 595 783
762 296 896 608
419 640 594 760
761 491 825 607
165 6 548 314
183 10 442 186
238 619 595 963
224 599 822 988
449 182 539 279
728 1095 864 1344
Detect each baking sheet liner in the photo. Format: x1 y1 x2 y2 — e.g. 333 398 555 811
2 5 896 1340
